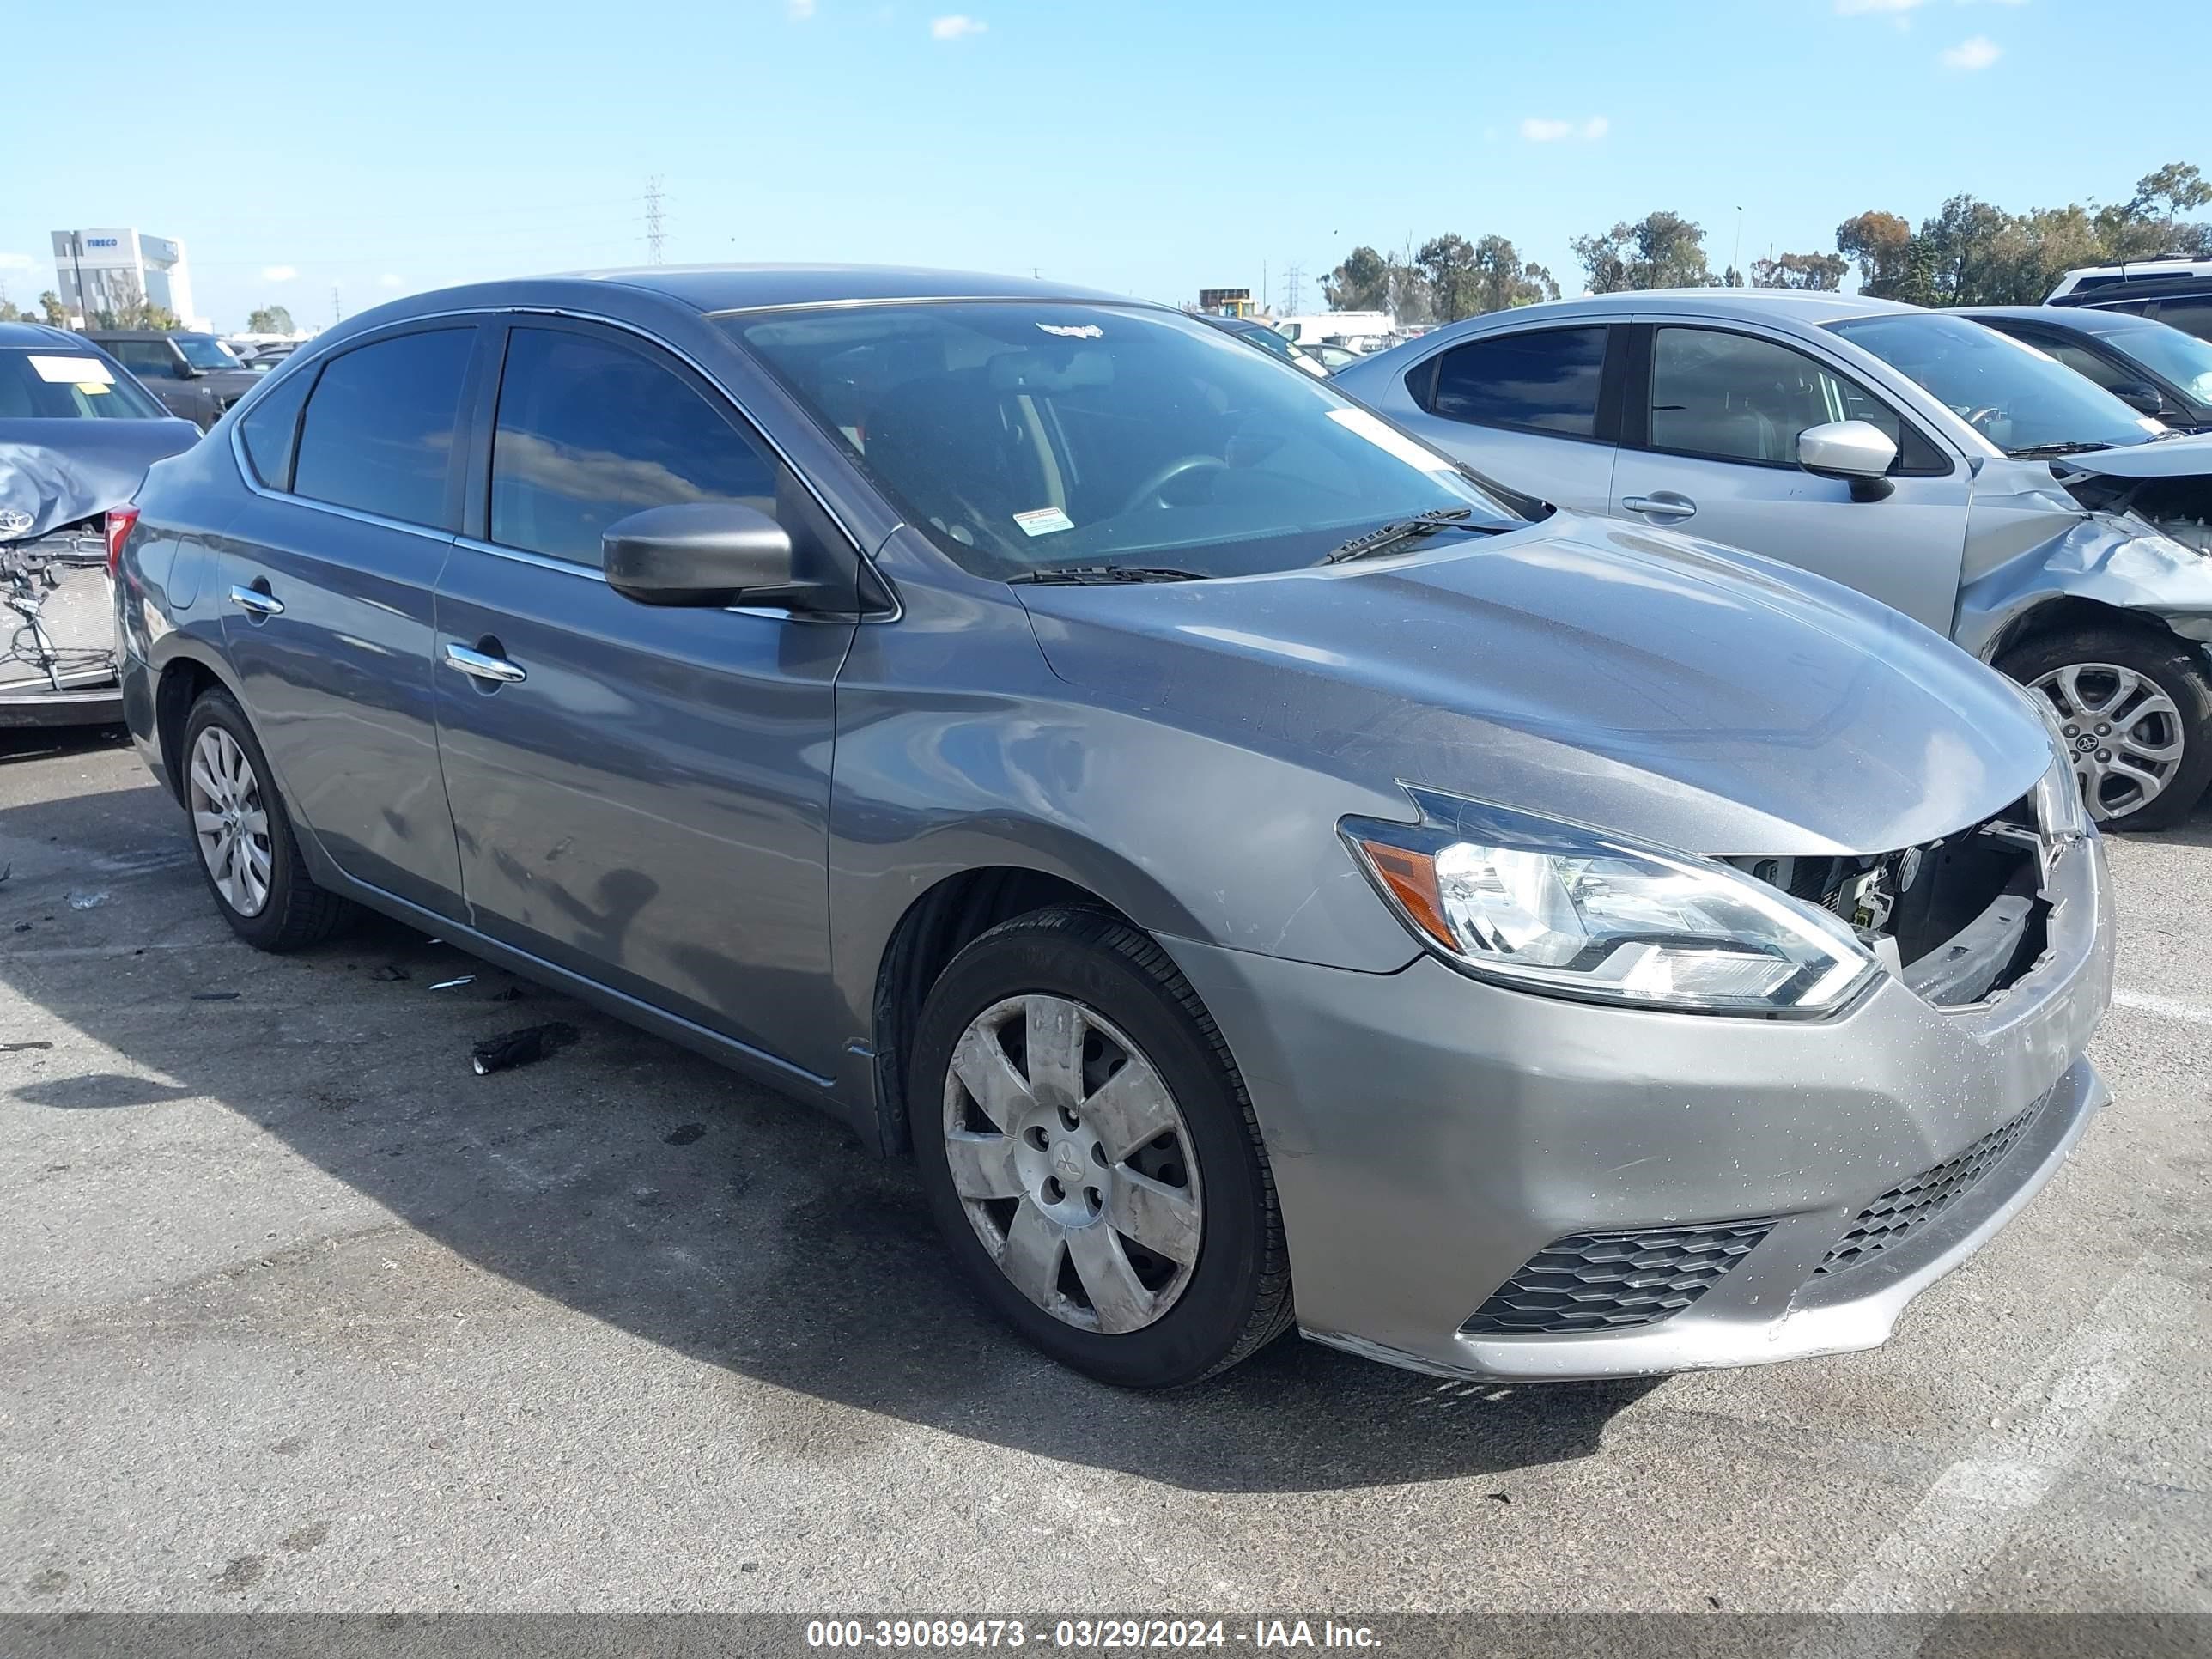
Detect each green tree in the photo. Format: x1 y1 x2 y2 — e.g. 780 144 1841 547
1468 234 1559 312
1571 211 1712 293
92 274 182 331
1322 246 1392 313
0 291 22 323
38 290 67 328
1415 234 1481 321
1751 251 1848 290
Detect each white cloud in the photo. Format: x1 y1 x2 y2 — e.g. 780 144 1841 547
1836 0 1923 13
1520 116 1607 143
0 252 33 272
788 0 815 16
1941 33 2002 67
378 274 404 289
261 264 298 283
930 13 984 39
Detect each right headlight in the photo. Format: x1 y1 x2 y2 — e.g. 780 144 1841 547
1342 788 1879 1018
2013 684 2095 842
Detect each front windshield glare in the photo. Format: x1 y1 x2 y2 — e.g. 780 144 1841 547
1829 313 2160 454
726 302 1518 579
2112 323 2212 408
174 336 238 370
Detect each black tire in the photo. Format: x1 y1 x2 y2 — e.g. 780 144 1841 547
910 906 1294 1388
2001 626 2212 830
181 688 358 951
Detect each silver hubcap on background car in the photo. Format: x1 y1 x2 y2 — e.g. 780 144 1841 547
942 995 1202 1334
189 727 272 916
2030 663 2185 822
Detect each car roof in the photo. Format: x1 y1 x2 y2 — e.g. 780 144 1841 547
1446 289 1919 327
2054 272 2212 304
85 329 183 341
556 263 1139 314
0 321 100 349
1956 304 2165 334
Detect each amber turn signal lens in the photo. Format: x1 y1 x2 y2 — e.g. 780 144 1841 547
1354 837 1456 950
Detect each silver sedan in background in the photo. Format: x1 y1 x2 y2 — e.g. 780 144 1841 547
1336 292 2212 826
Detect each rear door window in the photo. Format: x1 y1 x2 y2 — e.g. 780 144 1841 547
1424 327 1607 437
238 368 314 489
488 325 780 569
290 329 474 528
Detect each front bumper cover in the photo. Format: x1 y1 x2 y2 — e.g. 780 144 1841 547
1165 832 2114 1381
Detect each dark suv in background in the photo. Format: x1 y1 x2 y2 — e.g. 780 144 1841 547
2046 261 2212 346
90 331 259 428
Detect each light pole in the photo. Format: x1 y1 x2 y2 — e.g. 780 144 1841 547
1733 207 1744 287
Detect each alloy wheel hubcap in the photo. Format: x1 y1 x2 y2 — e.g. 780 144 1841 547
2030 662 2185 823
188 726 273 916
942 994 1202 1334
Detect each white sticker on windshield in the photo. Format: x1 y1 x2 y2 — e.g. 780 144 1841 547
1036 323 1103 340
29 356 115 386
1013 507 1075 537
1328 406 1456 473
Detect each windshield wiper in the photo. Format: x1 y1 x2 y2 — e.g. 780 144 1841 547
1320 508 1499 565
2009 441 2123 459
1008 565 1207 586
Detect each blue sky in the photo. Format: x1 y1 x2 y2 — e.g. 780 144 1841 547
4 0 2207 331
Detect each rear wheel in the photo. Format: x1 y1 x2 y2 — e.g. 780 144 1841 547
2003 627 2212 830
910 906 1293 1388
182 689 357 950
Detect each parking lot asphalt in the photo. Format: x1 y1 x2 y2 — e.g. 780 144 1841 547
0 726 2207 1622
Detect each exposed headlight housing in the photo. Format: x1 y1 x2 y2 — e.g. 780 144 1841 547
2012 683 2095 844
1343 788 1878 1018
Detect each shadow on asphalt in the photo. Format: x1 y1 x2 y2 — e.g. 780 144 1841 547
3 757 1658 1494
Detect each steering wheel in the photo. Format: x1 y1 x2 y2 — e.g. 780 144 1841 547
1117 455 1230 517
1964 407 2004 435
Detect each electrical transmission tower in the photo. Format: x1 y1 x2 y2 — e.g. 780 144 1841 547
1281 263 1305 315
645 176 666 265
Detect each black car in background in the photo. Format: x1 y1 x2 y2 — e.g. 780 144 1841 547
1191 313 1329 376
2045 262 2212 347
0 323 200 722
1960 306 2212 433
89 331 260 428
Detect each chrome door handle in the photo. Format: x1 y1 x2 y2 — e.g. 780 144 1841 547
228 583 284 617
444 642 526 684
1621 494 1697 521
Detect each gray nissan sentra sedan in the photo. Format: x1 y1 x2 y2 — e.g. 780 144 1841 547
114 267 2114 1389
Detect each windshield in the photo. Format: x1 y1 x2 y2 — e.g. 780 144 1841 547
173 335 239 370
0 349 171 420
726 301 1516 580
2106 322 2212 409
1828 313 2160 454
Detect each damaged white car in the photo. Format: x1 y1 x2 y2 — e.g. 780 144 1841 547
1336 294 2212 826
0 324 199 726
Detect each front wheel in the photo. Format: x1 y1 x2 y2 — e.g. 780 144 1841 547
910 907 1294 1388
2003 627 2212 830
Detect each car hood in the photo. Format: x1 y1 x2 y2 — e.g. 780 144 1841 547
0 420 201 542
2059 431 2212 479
1016 514 2051 858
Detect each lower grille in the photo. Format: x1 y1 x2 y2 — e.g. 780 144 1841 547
1462 1219 1775 1335
1814 1104 2039 1277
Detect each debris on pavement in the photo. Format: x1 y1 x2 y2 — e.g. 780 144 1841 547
65 890 107 910
191 991 240 1001
471 1021 580 1077
370 964 410 982
0 1040 55 1053
428 976 476 991
665 1123 705 1146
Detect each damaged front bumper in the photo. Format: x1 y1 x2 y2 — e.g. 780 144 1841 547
1164 830 2114 1382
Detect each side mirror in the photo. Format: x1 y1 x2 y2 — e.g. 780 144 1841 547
2108 381 2166 418
173 359 200 380
1799 419 1899 502
604 502 804 608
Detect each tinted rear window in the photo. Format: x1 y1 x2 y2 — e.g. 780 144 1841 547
1425 327 1607 436
290 329 473 527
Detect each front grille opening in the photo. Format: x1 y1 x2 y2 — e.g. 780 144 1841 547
1462 1218 1774 1336
1727 796 2051 1009
1814 1103 2040 1277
